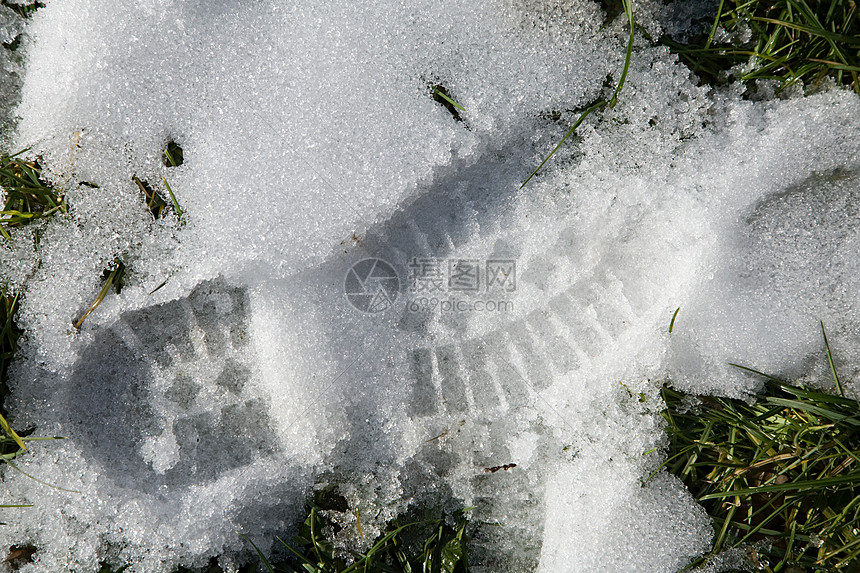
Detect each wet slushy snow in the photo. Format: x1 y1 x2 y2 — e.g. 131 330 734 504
0 0 858 571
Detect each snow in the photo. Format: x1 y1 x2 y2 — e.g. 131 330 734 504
0 0 858 571
0 5 23 45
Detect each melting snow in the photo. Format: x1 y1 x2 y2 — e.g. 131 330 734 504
0 0 858 571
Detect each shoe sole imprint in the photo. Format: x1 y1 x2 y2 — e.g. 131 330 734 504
63 144 692 570
269 147 691 570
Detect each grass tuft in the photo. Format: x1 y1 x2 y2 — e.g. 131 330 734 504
0 150 66 240
523 0 858 189
664 0 859 94
243 502 473 573
0 0 44 26
660 334 860 572
0 283 25 453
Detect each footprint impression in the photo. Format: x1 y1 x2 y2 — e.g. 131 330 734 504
65 278 278 493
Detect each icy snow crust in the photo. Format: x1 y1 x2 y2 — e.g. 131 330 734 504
0 0 858 571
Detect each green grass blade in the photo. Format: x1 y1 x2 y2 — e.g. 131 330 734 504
608 0 635 109
74 266 122 329
669 307 680 333
239 533 277 573
764 397 860 426
699 471 860 499
432 88 465 112
821 321 844 397
752 17 860 46
519 99 607 189
704 0 726 49
162 178 184 219
4 460 80 493
0 412 26 452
